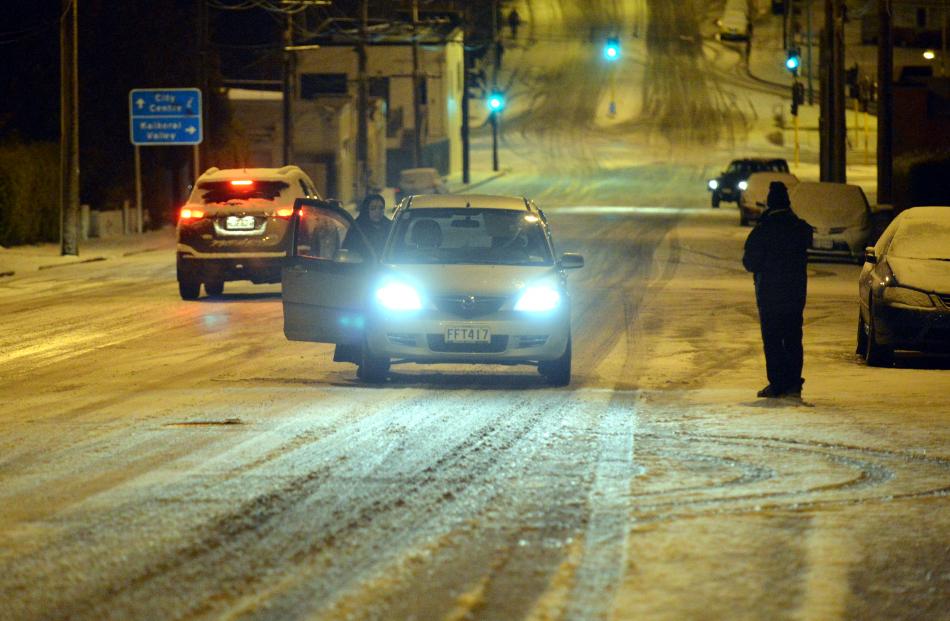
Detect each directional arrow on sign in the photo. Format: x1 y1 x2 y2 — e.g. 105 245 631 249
136 98 145 109
185 126 196 135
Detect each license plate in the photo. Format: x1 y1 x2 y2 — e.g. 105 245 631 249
226 215 256 230
445 326 491 343
814 238 833 250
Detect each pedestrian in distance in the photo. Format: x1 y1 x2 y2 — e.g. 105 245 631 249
742 181 813 399
507 8 522 39
344 193 392 259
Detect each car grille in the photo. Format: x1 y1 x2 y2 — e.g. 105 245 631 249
433 296 506 318
427 335 508 353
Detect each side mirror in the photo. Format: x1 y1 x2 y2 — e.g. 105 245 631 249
334 248 363 264
864 247 876 265
560 252 584 269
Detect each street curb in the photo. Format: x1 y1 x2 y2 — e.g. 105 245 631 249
38 257 107 270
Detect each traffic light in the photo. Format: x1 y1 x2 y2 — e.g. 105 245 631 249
604 37 620 61
785 48 801 74
790 81 804 116
487 91 505 113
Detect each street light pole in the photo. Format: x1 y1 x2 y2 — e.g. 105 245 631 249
411 0 423 168
60 0 79 255
282 10 295 165
356 0 369 197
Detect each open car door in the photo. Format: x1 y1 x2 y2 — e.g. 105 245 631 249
282 199 377 345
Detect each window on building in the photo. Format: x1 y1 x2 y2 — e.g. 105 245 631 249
300 73 348 99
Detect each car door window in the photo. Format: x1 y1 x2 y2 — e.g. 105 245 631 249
296 204 347 260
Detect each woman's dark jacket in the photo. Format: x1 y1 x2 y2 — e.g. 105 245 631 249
343 213 392 259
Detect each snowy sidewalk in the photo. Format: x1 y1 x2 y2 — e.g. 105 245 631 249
0 227 176 280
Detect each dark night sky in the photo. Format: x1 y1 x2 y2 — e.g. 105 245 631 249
0 1 283 207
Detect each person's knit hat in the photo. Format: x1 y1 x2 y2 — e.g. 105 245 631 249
766 181 790 209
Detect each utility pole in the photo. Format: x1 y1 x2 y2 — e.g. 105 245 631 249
282 10 295 165
411 0 423 168
356 0 369 198
820 0 847 182
60 0 79 256
461 2 470 184
806 0 815 104
196 0 208 179
877 0 894 205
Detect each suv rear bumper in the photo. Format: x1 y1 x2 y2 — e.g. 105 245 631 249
177 250 285 284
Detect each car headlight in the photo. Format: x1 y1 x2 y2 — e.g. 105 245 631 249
882 286 934 308
375 282 423 311
708 179 719 190
737 180 748 191
514 286 561 312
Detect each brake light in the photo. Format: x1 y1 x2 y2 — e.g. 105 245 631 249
179 207 205 221
275 207 294 218
230 179 253 186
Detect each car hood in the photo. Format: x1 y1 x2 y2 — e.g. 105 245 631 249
382 263 558 297
889 256 950 293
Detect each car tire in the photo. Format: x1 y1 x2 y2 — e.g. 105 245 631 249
739 210 750 226
539 336 571 386
178 278 200 300
204 280 224 297
357 345 390 383
863 304 893 367
711 192 721 208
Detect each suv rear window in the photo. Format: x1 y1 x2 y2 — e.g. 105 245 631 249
194 180 291 204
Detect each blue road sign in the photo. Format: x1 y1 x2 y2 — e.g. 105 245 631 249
129 88 202 145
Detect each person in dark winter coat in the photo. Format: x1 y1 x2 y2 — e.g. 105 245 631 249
344 193 392 259
742 181 813 398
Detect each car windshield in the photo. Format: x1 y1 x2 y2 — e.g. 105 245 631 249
385 208 553 266
889 219 950 260
194 180 290 204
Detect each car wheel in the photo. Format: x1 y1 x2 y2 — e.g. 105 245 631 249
711 192 721 208
539 336 572 386
204 280 224 297
863 304 893 367
739 210 750 226
357 345 390 383
178 278 200 300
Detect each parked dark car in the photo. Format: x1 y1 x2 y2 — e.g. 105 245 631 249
857 206 950 365
707 158 790 208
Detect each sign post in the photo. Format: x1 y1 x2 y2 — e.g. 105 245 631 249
129 88 202 232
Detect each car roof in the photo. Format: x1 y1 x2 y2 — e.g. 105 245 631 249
404 194 531 211
197 166 307 183
730 157 787 164
899 206 950 222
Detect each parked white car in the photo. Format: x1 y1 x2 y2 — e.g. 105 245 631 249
738 172 800 226
789 181 872 262
718 8 751 41
395 167 448 204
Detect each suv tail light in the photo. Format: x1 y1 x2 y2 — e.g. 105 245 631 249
179 207 205 221
275 207 294 218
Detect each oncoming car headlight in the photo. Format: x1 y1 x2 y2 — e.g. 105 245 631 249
514 286 561 312
737 180 749 191
882 286 933 308
708 179 719 190
375 282 423 311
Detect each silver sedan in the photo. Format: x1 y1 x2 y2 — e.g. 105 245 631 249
281 194 584 384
